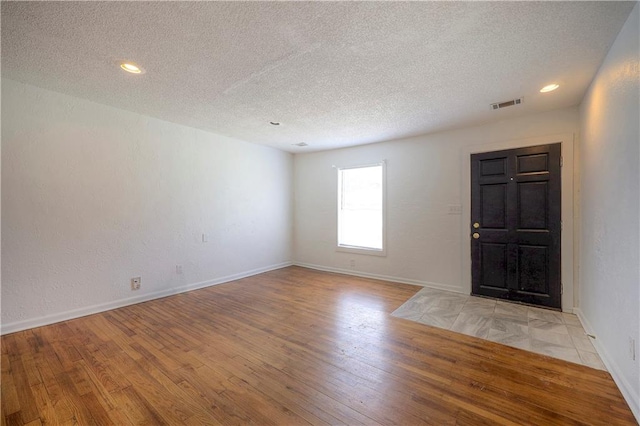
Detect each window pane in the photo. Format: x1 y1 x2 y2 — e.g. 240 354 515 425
338 165 383 250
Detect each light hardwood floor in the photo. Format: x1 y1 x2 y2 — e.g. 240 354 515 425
1 266 636 425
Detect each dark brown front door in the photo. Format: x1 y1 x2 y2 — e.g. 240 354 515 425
471 144 561 309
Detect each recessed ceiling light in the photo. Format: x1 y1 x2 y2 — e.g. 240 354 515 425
293 142 308 147
540 83 560 93
120 62 144 74
269 121 281 126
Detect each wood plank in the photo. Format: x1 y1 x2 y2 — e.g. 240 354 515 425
2 266 637 425
29 383 67 426
1 355 21 417
53 372 97 425
5 357 39 424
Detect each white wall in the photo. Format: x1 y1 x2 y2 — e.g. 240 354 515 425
1 79 293 333
294 107 579 310
577 3 639 419
1 78 3 326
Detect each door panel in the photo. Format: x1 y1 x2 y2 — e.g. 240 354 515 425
481 184 507 228
517 153 548 174
518 182 548 229
518 245 548 294
480 157 508 176
471 144 561 309
481 243 508 289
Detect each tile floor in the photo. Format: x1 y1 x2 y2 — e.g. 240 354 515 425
392 287 606 370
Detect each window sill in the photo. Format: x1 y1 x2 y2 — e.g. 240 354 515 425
336 245 387 257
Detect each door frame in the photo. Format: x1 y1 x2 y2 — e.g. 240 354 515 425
461 133 575 312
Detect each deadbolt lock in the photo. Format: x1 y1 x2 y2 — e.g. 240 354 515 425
472 233 480 239
473 222 480 229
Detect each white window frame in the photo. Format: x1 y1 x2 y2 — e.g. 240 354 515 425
336 161 386 257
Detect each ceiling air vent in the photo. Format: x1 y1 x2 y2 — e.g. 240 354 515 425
490 97 523 110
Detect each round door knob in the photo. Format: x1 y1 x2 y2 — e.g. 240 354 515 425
472 233 480 239
473 222 480 229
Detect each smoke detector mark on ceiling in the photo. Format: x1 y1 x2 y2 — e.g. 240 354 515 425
490 97 523 110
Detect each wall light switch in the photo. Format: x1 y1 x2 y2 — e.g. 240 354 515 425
448 205 462 215
202 233 208 243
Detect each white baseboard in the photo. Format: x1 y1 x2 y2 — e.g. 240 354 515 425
1 261 293 335
573 307 640 422
294 262 465 294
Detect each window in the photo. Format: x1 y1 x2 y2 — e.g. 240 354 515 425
337 163 385 255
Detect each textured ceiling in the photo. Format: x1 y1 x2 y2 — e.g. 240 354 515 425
1 2 636 152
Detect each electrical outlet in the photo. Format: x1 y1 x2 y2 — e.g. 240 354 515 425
131 277 141 291
629 337 636 361
176 265 183 275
